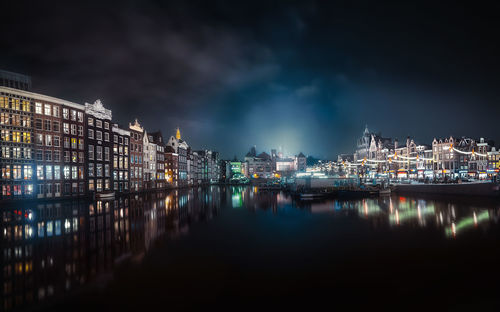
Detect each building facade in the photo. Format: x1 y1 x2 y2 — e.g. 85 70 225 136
1 87 34 199
150 131 166 189
112 124 130 193
143 131 156 190
128 119 144 192
165 146 178 187
85 100 113 195
166 128 188 187
60 102 86 197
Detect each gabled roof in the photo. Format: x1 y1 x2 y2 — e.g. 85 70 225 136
149 131 165 146
257 152 271 160
165 146 176 153
297 152 306 158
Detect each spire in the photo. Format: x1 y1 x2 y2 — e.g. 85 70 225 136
176 127 181 140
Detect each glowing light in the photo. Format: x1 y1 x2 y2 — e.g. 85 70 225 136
445 211 489 237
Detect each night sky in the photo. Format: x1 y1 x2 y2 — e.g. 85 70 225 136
2 1 500 159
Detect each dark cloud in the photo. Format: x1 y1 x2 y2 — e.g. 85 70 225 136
2 1 500 158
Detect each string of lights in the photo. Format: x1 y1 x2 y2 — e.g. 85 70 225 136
340 143 488 168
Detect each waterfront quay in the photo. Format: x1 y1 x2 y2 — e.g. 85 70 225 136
314 126 500 181
2 186 500 311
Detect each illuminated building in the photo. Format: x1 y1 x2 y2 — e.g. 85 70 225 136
85 100 113 195
1 87 34 199
150 131 166 189
432 136 480 178
472 138 491 178
112 124 130 193
166 128 189 187
165 145 178 187
1 84 86 199
354 125 371 161
245 150 273 179
211 151 220 182
487 147 500 177
128 119 144 192
36 97 85 198
276 157 295 172
1 74 221 200
196 150 214 183
143 131 156 190
188 149 201 185
296 152 307 172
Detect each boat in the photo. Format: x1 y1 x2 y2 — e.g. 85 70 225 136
299 193 327 200
96 192 115 200
337 187 378 198
393 181 500 197
379 188 391 196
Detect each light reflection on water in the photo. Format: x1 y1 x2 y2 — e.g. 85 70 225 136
1 187 222 311
232 185 500 239
2 185 500 311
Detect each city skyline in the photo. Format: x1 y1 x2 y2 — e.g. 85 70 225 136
2 1 500 159
3 2 500 310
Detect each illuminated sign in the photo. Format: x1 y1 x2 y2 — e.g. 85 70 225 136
230 162 242 174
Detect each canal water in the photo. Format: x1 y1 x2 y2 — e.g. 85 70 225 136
2 186 500 311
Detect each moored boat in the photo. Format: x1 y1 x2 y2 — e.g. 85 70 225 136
379 188 391 196
394 181 500 197
96 192 115 200
299 192 328 200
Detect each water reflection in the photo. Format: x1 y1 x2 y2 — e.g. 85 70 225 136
1 187 221 311
228 186 500 239
2 186 500 311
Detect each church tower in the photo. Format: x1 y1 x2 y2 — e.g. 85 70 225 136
176 127 181 140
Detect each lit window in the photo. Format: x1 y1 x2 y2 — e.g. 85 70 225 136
35 102 42 114
44 104 51 116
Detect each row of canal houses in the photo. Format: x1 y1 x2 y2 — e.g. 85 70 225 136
334 125 500 179
0 71 220 201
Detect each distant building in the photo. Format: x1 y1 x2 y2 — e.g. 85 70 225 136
245 148 273 179
166 128 189 187
488 147 500 175
354 125 371 161
295 152 307 172
165 145 178 187
276 157 295 174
